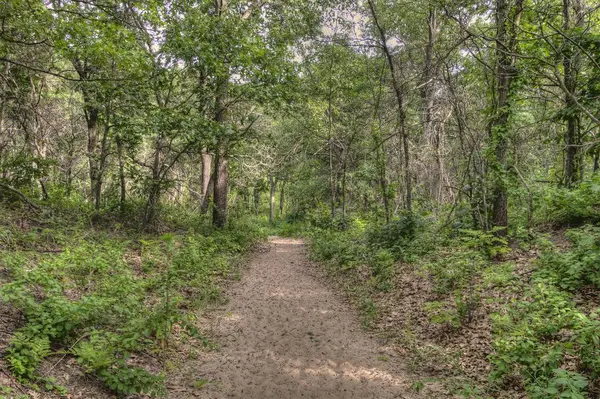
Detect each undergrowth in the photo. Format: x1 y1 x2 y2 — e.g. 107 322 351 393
298 203 600 398
0 205 266 397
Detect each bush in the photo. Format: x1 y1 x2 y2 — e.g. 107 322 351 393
367 212 422 260
424 249 487 294
308 228 367 270
535 225 600 291
546 175 600 225
0 217 265 396
490 283 600 396
369 249 395 291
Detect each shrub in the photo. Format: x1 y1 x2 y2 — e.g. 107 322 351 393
535 225 600 291
458 228 510 259
369 249 395 291
546 175 600 225
0 220 265 396
424 249 487 294
490 283 600 396
366 212 422 260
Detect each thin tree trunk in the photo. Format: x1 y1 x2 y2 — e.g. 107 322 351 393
211 62 229 227
562 0 583 187
212 146 228 228
144 135 163 229
341 160 347 223
94 109 110 210
212 0 230 228
371 63 390 222
116 135 126 207
489 0 524 235
73 59 103 209
253 186 260 215
327 50 336 221
368 0 411 211
200 150 212 213
269 176 276 223
279 181 285 218
422 7 442 203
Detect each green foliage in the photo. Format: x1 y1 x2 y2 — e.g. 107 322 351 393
490 282 600 395
489 226 600 394
424 249 487 294
482 262 517 289
546 175 600 225
423 301 462 328
307 228 367 269
535 225 600 291
0 154 54 189
369 249 395 291
424 293 481 329
5 333 51 379
99 366 166 397
367 212 423 260
359 297 378 327
458 228 510 259
528 369 589 399
0 214 264 396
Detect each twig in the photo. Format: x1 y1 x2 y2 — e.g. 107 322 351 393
38 332 90 379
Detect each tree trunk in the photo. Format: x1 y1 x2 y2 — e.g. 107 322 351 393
341 161 347 223
279 181 285 218
211 0 231 228
85 106 101 208
269 176 276 223
253 186 260 215
73 59 103 209
144 135 163 229
562 0 583 187
368 0 411 211
422 7 442 203
327 52 336 221
200 150 213 213
116 135 126 207
489 0 524 235
94 111 110 210
212 145 228 228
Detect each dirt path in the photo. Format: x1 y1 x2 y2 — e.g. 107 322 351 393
174 237 414 398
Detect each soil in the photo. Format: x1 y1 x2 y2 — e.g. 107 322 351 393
169 237 417 398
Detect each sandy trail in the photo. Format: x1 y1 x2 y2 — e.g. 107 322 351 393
174 237 413 399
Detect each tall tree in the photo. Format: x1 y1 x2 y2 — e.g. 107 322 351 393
488 0 524 234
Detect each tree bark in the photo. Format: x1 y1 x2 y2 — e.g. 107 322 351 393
72 58 103 209
94 109 110 210
212 73 229 228
144 133 165 228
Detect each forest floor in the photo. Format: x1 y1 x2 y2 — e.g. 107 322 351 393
1 235 449 399
169 237 423 399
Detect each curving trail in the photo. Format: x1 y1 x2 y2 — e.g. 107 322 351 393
173 237 415 399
